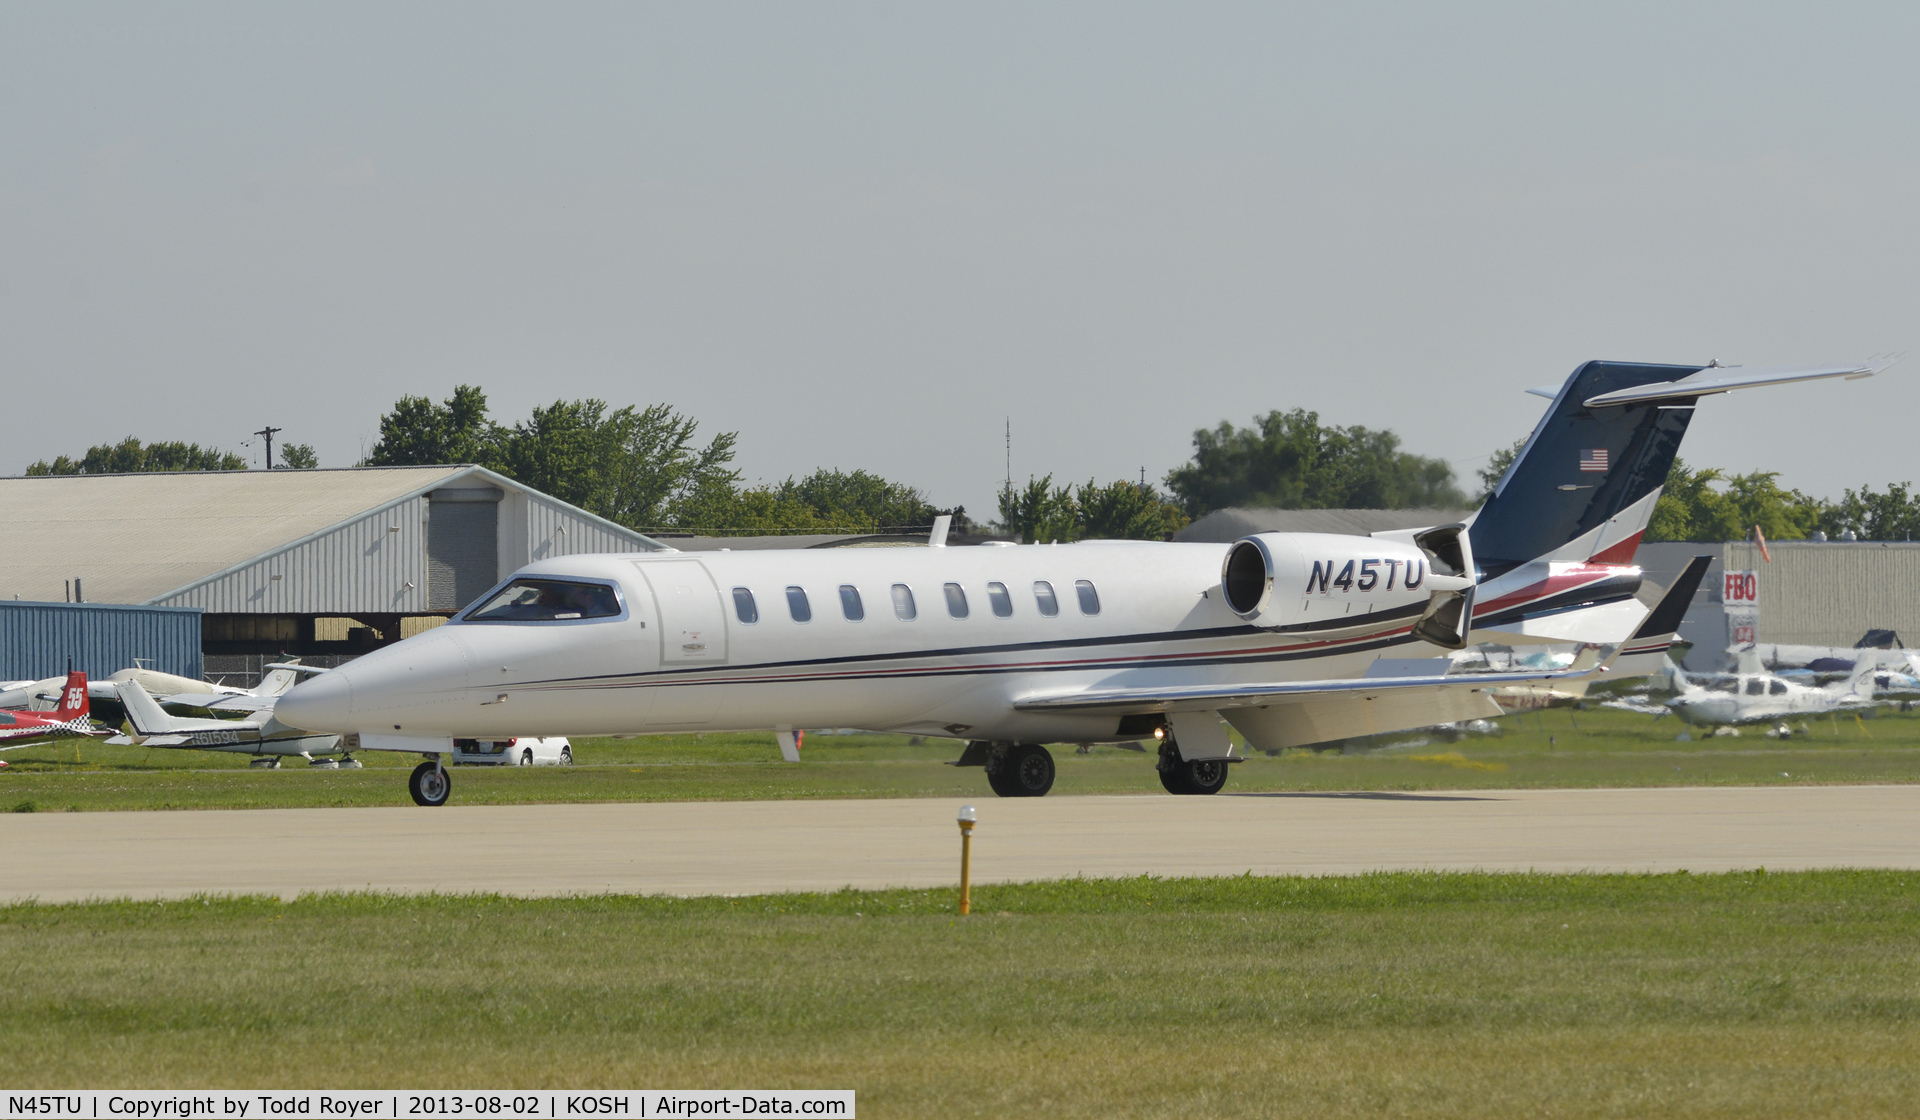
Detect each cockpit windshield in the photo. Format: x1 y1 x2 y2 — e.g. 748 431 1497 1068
462 578 622 622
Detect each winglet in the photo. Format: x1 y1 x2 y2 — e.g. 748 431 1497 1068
929 515 952 548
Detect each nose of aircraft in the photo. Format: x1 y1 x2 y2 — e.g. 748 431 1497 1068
277 670 355 733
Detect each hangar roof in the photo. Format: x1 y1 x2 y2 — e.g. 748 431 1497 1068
1174 507 1474 543
0 465 659 607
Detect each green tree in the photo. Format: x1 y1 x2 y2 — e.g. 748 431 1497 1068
773 469 938 529
278 443 319 469
1166 408 1466 516
365 388 741 531
1646 458 1829 543
1476 438 1526 502
364 385 498 466
26 437 246 475
668 485 848 534
599 404 741 529
997 475 1082 543
1820 483 1920 541
1076 479 1190 540
493 399 742 528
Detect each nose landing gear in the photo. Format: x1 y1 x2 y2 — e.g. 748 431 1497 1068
409 758 452 807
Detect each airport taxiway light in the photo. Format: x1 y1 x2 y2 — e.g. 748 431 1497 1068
957 805 976 915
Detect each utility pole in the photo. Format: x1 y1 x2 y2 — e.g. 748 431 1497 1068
1004 418 1011 493
255 425 283 470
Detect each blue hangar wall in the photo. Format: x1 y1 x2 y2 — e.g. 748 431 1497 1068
0 601 203 681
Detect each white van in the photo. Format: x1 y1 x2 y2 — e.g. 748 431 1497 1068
452 737 573 767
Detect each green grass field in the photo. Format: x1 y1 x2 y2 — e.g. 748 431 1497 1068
3 871 1916 1117
4 705 1919 812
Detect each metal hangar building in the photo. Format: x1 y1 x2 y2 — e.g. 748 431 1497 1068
0 466 665 666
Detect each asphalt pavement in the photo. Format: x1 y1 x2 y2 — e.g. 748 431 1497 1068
3 785 1917 903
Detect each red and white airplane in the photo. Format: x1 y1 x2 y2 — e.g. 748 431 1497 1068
275 359 1889 806
0 670 108 765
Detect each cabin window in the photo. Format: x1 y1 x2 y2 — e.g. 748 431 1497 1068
463 578 622 622
1745 679 1765 696
1033 580 1059 617
786 586 812 623
1769 680 1788 696
732 587 758 624
839 585 865 621
987 582 1013 618
892 583 917 620
1075 579 1101 615
943 583 969 619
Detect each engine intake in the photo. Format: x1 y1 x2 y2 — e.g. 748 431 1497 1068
1219 530 1476 639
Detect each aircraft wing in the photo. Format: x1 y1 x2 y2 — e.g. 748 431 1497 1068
159 692 278 714
160 691 253 709
1013 653 1616 715
1600 697 1670 716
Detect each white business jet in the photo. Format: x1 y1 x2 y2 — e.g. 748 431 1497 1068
276 359 1889 806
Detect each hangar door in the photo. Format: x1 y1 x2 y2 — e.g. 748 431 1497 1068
428 487 502 611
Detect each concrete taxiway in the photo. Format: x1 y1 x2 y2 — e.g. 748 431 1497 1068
2 786 1917 903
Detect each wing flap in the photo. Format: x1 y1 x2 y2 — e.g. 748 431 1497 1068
1013 654 1614 715
1224 688 1503 752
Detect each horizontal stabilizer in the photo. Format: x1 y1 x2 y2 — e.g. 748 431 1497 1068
1581 361 1891 408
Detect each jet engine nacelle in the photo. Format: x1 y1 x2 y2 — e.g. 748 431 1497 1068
1220 530 1476 643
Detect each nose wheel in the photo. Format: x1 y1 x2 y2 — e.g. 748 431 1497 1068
409 760 452 807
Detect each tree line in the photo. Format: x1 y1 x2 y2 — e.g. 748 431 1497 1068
24 392 1920 543
27 436 316 475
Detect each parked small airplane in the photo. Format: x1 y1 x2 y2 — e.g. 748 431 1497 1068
273 358 1890 806
150 660 329 716
0 671 108 763
1605 650 1880 730
113 676 351 768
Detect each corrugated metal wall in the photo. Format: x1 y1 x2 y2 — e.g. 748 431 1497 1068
153 497 429 615
1726 541 1920 648
525 493 659 562
0 601 203 681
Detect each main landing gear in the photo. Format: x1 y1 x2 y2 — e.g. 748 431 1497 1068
409 758 452 807
985 743 1056 798
1157 740 1229 795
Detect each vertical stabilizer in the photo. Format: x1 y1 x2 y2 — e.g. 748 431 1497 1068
1469 361 1704 577
55 671 90 720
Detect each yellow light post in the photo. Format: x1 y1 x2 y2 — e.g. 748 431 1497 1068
957 804 977 915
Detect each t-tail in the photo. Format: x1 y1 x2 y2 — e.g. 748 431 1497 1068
1455 359 1887 645
1468 359 1888 579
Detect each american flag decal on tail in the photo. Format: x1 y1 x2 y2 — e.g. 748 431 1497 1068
1579 448 1609 473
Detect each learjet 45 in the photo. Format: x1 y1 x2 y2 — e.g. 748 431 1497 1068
274 359 1889 806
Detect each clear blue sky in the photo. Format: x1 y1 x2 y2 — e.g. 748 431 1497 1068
3 2 1915 515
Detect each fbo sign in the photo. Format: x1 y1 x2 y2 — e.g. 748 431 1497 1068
1724 570 1758 606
